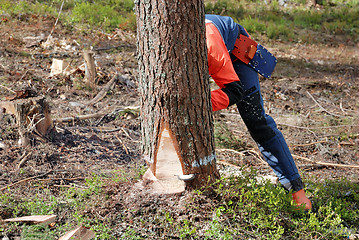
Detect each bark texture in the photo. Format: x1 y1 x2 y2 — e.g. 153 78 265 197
135 0 219 187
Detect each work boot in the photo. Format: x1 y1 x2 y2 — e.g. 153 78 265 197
292 189 312 210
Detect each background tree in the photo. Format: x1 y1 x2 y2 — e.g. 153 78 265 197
134 0 219 191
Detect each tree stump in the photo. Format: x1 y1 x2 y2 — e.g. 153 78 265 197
0 96 53 146
83 50 97 87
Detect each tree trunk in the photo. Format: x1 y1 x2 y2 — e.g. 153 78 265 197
135 0 219 192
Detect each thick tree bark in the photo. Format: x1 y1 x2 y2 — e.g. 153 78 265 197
135 0 219 190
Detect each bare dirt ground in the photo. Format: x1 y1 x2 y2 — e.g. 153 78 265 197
0 15 358 238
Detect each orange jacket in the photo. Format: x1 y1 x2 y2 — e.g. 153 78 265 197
206 20 241 111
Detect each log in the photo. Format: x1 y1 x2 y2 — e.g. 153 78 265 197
0 96 53 144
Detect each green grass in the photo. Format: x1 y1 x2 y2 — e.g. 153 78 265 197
0 0 357 43
0 0 136 32
70 1 136 31
1 170 358 239
205 0 358 42
0 173 109 239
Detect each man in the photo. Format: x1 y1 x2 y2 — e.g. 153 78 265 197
205 14 312 210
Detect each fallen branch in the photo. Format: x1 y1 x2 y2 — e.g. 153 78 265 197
216 148 266 164
17 151 32 169
116 135 129 155
120 127 135 140
37 177 86 182
218 160 242 170
54 107 140 126
53 112 106 123
93 44 135 52
298 164 326 170
216 148 245 156
45 0 64 44
293 154 359 169
0 84 16 94
60 126 140 138
290 141 327 148
279 122 359 130
86 73 118 106
18 70 29 82
306 91 342 117
277 123 318 138
0 170 52 191
243 149 266 164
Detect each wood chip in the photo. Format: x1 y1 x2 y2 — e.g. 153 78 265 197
3 215 56 224
58 226 95 240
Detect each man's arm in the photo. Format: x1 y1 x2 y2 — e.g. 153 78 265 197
206 22 244 111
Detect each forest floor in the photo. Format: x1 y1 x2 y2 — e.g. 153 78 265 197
0 15 358 239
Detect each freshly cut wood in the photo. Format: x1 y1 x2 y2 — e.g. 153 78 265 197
50 58 68 76
3 215 56 224
143 127 186 194
0 96 53 139
58 226 95 240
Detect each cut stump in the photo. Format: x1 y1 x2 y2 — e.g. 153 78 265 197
83 50 97 87
0 96 53 145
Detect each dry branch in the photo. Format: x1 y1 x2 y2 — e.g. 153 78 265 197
290 141 327 147
307 91 342 117
216 148 266 164
0 170 52 191
17 151 32 169
44 0 64 46
218 160 242 169
37 177 86 182
0 84 16 94
53 112 106 123
293 154 359 169
86 73 118 106
53 107 139 124
116 135 129 155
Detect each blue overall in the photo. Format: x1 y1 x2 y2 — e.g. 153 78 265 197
206 14 303 191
